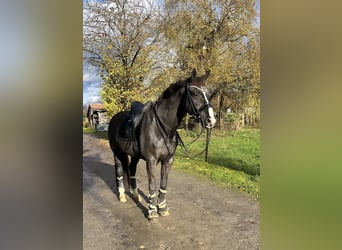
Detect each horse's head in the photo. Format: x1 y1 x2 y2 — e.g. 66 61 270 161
185 69 216 128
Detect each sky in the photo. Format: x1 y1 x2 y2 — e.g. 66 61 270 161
83 62 102 105
82 0 260 106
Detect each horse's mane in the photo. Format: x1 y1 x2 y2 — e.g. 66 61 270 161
159 80 186 100
161 76 206 100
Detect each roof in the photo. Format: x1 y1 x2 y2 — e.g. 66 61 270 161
89 103 105 110
87 103 106 117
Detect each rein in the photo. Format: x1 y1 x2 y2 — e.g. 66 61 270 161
179 83 213 160
153 81 213 160
153 103 176 156
153 103 174 137
177 128 212 161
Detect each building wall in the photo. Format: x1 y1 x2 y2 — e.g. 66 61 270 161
88 109 108 130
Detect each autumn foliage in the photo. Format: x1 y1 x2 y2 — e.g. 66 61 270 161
83 0 260 128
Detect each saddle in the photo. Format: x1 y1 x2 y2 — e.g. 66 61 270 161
119 101 145 141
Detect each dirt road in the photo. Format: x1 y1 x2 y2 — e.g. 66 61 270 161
83 134 259 249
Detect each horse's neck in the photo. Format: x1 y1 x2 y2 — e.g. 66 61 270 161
156 97 185 131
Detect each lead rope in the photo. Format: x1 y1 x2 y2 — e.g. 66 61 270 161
177 127 211 160
154 104 174 156
177 84 212 159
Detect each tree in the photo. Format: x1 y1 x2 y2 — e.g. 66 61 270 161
83 0 260 129
83 0 162 116
160 0 260 129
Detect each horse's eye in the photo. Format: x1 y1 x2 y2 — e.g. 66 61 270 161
192 92 198 96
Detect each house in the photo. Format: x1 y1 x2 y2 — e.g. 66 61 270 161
87 103 109 131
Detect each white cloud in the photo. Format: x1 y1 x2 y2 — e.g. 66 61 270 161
83 61 102 105
83 73 95 82
88 94 101 103
83 88 101 105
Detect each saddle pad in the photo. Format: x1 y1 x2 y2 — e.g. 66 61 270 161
118 115 133 140
118 102 144 140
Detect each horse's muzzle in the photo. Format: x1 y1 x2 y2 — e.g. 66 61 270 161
205 107 216 128
205 116 216 128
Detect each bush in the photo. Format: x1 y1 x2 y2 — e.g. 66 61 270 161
83 119 90 128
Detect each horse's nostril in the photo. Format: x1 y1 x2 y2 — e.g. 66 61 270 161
208 117 216 126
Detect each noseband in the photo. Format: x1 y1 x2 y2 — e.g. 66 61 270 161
185 82 212 125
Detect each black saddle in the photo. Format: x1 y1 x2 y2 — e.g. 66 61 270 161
119 101 145 140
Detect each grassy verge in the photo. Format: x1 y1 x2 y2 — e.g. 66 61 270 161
83 127 108 139
83 127 96 133
174 129 260 199
83 126 260 199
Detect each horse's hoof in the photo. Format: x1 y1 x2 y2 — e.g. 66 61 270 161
132 189 141 202
159 210 170 217
148 210 159 219
119 194 127 203
157 200 168 216
134 194 141 202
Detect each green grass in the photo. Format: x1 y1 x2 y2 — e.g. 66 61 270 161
209 129 260 176
174 129 260 199
83 126 260 199
83 127 97 133
83 127 108 139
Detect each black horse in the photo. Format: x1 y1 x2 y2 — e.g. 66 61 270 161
108 69 216 219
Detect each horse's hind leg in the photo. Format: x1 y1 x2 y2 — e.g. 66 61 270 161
129 157 141 202
114 152 128 203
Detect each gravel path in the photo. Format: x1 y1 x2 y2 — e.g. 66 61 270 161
83 134 259 249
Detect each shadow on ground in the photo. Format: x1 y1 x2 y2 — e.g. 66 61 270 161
83 155 149 218
208 156 260 176
86 132 108 140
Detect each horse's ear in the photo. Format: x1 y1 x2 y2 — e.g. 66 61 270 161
191 69 197 81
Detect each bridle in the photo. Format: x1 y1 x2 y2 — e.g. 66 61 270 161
153 81 212 137
185 81 212 126
153 81 214 158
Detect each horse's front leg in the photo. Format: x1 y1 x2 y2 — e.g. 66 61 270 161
158 156 173 216
146 158 158 219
